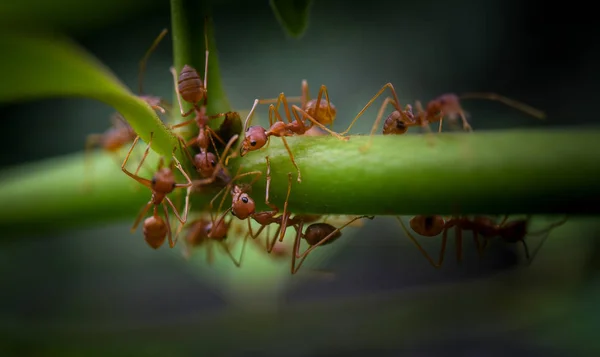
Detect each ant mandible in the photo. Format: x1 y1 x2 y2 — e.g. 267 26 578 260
339 83 546 152
121 132 192 249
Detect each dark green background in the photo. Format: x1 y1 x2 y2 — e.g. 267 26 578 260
1 0 599 356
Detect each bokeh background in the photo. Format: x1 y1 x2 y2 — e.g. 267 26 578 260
1 0 599 356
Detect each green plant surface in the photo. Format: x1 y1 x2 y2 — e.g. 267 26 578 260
237 128 600 215
269 0 313 38
1 128 599 234
0 31 181 161
170 0 232 119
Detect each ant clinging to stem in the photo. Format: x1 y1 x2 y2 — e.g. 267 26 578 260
121 132 192 249
338 83 546 152
238 90 349 183
84 28 170 189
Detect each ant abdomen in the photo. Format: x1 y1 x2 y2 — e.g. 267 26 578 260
177 65 205 104
305 99 337 126
304 223 341 246
143 215 167 249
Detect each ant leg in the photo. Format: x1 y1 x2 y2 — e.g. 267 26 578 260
291 105 348 141
291 221 308 274
359 97 397 153
455 226 463 264
202 17 209 100
267 223 283 253
459 92 546 120
308 84 336 128
458 111 473 132
279 137 302 183
301 79 309 110
131 201 153 232
121 135 152 188
161 202 175 248
277 173 294 242
170 118 196 130
173 150 194 188
297 215 371 259
258 96 303 106
138 28 168 95
397 216 442 269
192 134 239 186
134 133 155 175
221 228 249 268
169 66 196 117
341 82 402 135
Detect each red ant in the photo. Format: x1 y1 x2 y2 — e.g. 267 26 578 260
84 28 169 188
397 215 567 268
182 134 239 190
239 95 348 183
121 132 192 249
180 210 249 267
339 83 546 151
290 215 374 274
259 79 337 128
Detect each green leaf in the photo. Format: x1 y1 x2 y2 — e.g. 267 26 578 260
0 31 181 160
269 0 313 38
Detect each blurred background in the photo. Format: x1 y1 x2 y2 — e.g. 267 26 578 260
1 0 599 356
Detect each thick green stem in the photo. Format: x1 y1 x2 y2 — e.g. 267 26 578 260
1 129 598 235
170 0 231 121
233 128 600 215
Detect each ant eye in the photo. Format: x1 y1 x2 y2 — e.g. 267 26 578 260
210 160 216 167
241 196 249 204
151 177 157 185
172 183 177 188
250 141 257 146
246 127 250 132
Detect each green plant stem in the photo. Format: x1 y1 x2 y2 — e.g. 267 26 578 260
1 129 598 234
170 0 231 121
233 128 600 215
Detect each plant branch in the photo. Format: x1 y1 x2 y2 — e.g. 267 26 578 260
1 129 598 235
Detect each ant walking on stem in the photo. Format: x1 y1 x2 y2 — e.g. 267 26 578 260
239 93 348 183
339 83 546 152
121 132 192 249
397 215 567 268
290 215 374 274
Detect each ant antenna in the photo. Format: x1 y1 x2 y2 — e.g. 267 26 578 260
459 92 546 120
138 28 169 95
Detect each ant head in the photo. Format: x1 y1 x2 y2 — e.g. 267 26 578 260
143 215 167 249
194 151 218 178
499 220 528 243
240 126 267 156
305 99 337 126
152 168 176 194
304 223 340 246
410 215 445 236
231 192 255 220
205 218 229 241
